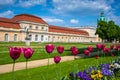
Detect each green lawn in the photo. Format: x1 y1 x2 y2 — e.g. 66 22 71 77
0 42 102 65
0 56 119 80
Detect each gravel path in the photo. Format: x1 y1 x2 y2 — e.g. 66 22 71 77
0 55 83 74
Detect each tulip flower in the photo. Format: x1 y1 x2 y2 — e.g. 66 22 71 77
54 56 61 64
9 47 21 80
56 46 64 54
70 46 76 51
101 44 105 50
9 47 21 60
84 50 90 56
95 55 98 59
23 48 34 80
45 44 54 54
45 44 54 80
96 44 102 49
54 56 61 80
110 44 114 49
71 48 78 56
103 48 110 53
23 48 34 59
87 46 93 52
111 53 114 57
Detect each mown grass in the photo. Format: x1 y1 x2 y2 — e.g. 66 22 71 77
0 42 102 65
0 56 119 80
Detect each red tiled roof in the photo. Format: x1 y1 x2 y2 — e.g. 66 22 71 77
49 25 89 36
0 17 20 29
0 21 20 29
12 14 48 24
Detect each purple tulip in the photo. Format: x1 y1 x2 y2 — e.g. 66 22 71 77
101 44 105 49
110 44 114 49
71 48 78 56
116 44 120 49
23 48 34 59
84 50 90 56
103 47 110 53
87 46 93 52
96 44 102 49
45 44 54 54
56 46 64 54
114 47 118 51
9 47 21 60
70 46 76 51
54 56 61 64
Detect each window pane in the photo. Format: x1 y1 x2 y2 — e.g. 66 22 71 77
4 34 8 41
14 34 17 41
35 35 38 41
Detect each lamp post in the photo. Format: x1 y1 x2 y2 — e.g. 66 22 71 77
25 27 30 46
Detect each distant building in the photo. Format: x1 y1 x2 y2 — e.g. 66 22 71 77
72 26 101 42
0 14 100 42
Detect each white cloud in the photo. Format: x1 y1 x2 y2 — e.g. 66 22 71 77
70 19 79 24
0 10 14 18
0 0 14 5
106 11 120 25
51 0 112 15
18 0 46 8
43 17 64 23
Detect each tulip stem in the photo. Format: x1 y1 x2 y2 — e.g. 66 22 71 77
59 63 61 80
26 59 28 80
12 60 15 80
47 54 50 80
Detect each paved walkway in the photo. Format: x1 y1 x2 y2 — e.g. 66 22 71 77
0 55 83 74
0 52 98 74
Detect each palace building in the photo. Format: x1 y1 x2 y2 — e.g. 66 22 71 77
0 14 100 42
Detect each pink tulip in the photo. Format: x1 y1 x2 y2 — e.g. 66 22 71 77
56 46 64 54
23 48 34 59
110 44 114 49
114 47 118 51
87 46 93 52
84 50 90 56
103 47 110 53
54 56 61 64
96 44 102 49
45 44 54 53
116 44 120 49
95 55 98 59
101 44 105 49
9 47 21 60
70 46 76 51
71 48 78 56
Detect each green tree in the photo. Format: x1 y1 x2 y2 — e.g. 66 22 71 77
106 20 117 42
115 25 120 42
95 20 108 42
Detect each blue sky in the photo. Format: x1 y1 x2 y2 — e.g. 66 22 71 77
0 0 120 27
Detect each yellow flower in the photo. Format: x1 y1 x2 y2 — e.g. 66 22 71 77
91 69 95 74
97 70 103 78
91 74 96 79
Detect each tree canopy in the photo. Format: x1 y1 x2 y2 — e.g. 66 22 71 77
95 20 120 42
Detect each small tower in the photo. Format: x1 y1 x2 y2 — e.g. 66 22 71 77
99 11 107 22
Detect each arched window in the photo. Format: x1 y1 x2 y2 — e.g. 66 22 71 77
41 35 44 41
29 35 32 41
14 34 17 41
35 35 38 41
4 34 8 41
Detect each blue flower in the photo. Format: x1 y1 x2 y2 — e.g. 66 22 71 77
76 70 92 80
101 68 113 76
